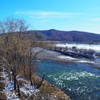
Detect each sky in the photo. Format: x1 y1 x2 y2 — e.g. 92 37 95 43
0 0 100 34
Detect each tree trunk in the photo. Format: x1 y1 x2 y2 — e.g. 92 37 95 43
14 75 17 90
17 84 21 97
29 67 33 85
36 75 45 89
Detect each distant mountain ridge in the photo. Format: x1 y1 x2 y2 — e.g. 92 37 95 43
38 29 100 42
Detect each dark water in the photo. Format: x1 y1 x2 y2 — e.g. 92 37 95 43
36 60 100 100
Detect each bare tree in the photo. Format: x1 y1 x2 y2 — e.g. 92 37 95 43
0 17 47 93
0 17 28 34
0 17 30 91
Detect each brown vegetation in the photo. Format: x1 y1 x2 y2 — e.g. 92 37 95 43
0 17 43 97
0 17 71 100
0 67 7 99
0 92 7 100
31 74 71 100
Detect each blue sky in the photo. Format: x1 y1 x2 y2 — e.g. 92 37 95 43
0 0 100 34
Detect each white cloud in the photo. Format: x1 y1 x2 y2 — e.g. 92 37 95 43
14 11 84 27
90 18 100 21
15 11 83 19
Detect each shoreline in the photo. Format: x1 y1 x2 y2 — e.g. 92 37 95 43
32 47 100 70
32 47 72 99
0 63 72 100
33 74 72 100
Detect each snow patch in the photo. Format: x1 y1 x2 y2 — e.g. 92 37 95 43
0 67 40 100
56 43 100 52
57 55 76 60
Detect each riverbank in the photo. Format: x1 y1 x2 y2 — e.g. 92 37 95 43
0 63 72 100
32 74 72 100
32 47 95 64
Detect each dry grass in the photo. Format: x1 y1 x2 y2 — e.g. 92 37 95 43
32 74 71 100
0 73 3 76
17 74 71 100
39 81 71 100
0 92 7 100
0 67 6 91
0 67 3 71
0 65 71 100
0 82 6 91
17 80 28 87
0 76 5 80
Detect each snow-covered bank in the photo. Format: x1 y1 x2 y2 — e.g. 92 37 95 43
56 43 100 52
55 43 100 63
0 66 40 100
32 47 100 71
57 55 94 64
32 47 96 64
0 65 71 100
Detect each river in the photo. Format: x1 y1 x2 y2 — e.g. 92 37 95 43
36 60 100 100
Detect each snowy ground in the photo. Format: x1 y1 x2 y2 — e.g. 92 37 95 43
56 43 100 52
32 47 96 64
57 55 94 64
56 43 100 63
31 47 100 72
0 65 70 100
0 66 39 100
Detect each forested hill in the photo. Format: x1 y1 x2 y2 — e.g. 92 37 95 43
38 29 100 42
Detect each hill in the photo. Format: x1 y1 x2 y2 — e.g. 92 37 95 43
38 29 100 42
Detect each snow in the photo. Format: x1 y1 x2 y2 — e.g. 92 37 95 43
0 71 9 82
17 77 25 80
56 43 100 52
57 55 94 64
20 86 39 96
78 60 94 63
5 82 14 92
55 43 100 64
32 47 97 64
4 79 39 100
0 67 39 100
58 55 76 60
8 97 19 100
